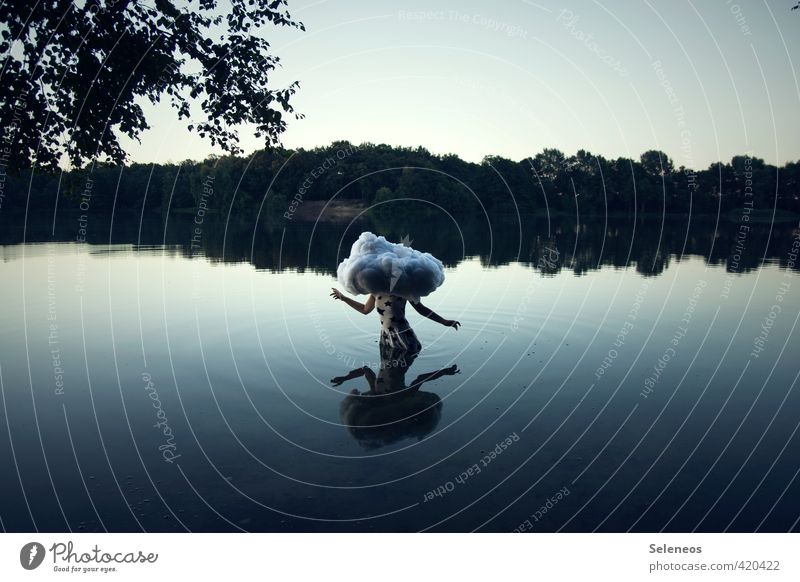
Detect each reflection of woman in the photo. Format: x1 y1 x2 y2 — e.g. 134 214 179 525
329 290 460 352
332 347 459 450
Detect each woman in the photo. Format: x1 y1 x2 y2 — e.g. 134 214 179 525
329 289 460 353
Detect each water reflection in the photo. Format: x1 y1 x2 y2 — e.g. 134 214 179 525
334 342 457 450
2 210 798 277
2 209 799 532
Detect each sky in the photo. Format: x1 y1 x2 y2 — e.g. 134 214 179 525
120 0 800 168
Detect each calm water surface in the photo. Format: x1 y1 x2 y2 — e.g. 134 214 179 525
1 212 799 532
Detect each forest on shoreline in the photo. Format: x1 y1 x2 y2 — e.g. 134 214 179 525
1 141 798 221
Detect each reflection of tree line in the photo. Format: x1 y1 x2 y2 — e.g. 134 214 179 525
5 212 798 277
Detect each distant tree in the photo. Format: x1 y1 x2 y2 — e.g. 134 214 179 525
636 150 674 214
531 148 566 183
375 186 394 202
639 150 674 178
0 0 304 171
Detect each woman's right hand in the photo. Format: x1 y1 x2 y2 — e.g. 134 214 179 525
330 288 344 300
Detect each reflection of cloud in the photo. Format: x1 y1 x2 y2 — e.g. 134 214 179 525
339 391 443 450
337 232 444 301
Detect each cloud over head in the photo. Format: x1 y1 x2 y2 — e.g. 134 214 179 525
337 232 445 301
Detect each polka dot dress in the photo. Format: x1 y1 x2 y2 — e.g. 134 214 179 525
375 294 422 354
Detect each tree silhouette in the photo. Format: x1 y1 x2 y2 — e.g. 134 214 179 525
0 0 304 171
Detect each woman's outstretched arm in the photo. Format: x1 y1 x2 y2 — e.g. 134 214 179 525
330 366 367 386
409 364 459 390
330 289 375 314
411 300 460 329
331 365 375 391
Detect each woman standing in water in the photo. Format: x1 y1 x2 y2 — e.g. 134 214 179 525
329 289 460 353
330 289 460 448
332 231 458 355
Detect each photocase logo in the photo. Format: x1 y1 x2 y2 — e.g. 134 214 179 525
20 542 46 570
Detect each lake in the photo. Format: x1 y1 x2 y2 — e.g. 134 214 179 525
1 210 799 532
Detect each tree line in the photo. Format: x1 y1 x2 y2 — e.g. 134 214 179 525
1 141 798 219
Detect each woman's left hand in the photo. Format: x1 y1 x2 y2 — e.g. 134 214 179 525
445 319 461 330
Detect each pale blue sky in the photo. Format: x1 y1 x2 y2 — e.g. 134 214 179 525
120 0 800 167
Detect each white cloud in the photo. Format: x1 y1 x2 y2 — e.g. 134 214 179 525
337 232 445 301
